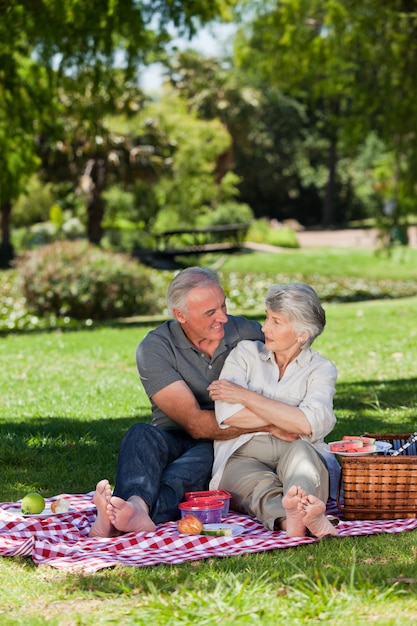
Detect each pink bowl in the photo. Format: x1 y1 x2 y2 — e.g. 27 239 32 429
185 490 231 517
178 498 224 524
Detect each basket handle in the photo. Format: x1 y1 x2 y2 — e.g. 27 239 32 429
336 466 344 512
391 431 417 456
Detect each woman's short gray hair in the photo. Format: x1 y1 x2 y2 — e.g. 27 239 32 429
166 266 221 316
265 283 326 347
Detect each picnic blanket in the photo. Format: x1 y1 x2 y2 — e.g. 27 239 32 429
1 493 417 573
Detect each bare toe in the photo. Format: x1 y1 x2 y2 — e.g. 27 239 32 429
282 485 307 537
89 480 120 538
303 495 338 538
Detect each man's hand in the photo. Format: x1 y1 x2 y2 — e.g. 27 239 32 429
268 426 300 442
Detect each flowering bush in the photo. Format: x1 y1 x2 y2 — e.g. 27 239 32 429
15 240 157 320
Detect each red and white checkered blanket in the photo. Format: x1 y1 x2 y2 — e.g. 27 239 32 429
1 493 417 573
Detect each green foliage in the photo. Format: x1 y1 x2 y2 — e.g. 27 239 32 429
15 240 157 320
197 199 254 228
148 94 233 228
165 50 315 225
101 183 163 252
13 215 86 252
1 0 238 257
11 175 56 227
233 0 417 224
246 219 299 248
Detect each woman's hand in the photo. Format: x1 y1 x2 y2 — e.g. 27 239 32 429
207 379 247 404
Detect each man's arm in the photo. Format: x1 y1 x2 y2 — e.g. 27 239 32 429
151 380 274 441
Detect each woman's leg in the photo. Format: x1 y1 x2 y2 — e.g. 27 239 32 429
278 439 329 505
278 440 336 537
219 436 330 532
219 435 287 530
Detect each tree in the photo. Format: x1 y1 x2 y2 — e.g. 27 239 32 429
37 73 174 245
164 49 311 223
137 93 236 229
0 0 238 264
233 0 417 227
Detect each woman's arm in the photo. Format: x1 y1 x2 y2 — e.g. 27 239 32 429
209 379 311 435
208 343 337 441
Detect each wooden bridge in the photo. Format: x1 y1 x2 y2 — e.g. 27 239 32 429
135 223 249 267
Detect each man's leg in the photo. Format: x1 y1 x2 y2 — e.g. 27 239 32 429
91 425 213 533
151 439 214 524
89 422 173 537
112 423 182 508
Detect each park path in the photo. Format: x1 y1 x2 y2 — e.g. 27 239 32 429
245 226 417 251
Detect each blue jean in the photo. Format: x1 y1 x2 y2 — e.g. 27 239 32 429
113 423 214 525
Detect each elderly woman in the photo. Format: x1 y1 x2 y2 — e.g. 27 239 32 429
207 283 339 538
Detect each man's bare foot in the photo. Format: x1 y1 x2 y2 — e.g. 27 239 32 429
89 479 121 538
300 494 338 538
107 495 156 533
282 485 308 537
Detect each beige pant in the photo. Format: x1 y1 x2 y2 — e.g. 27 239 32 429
219 435 329 531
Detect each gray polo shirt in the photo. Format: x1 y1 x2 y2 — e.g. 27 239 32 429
136 315 264 429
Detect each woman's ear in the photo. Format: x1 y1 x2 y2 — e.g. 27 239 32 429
298 331 309 344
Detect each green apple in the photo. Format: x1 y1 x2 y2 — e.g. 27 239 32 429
21 492 45 515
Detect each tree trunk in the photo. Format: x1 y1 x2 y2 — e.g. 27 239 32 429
215 145 234 185
87 193 105 245
85 158 106 245
322 135 337 227
0 201 15 268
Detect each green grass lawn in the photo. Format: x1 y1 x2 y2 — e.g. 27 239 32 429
221 245 417 280
1 249 417 624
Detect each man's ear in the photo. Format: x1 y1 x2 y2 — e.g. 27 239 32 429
173 308 186 323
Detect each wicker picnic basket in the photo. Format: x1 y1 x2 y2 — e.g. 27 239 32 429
337 433 417 520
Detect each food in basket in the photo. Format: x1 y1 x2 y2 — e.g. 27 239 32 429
177 514 204 535
329 436 378 453
342 435 376 445
355 443 378 452
51 498 71 514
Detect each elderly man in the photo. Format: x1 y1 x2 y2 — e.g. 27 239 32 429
89 266 267 536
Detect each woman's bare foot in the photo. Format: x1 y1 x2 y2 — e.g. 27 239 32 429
282 485 308 537
107 495 156 533
88 479 121 538
300 494 338 538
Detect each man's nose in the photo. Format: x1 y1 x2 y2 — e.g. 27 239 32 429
216 309 228 322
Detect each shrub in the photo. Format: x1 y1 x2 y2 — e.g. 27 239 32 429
201 201 254 227
246 219 299 248
16 240 157 320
